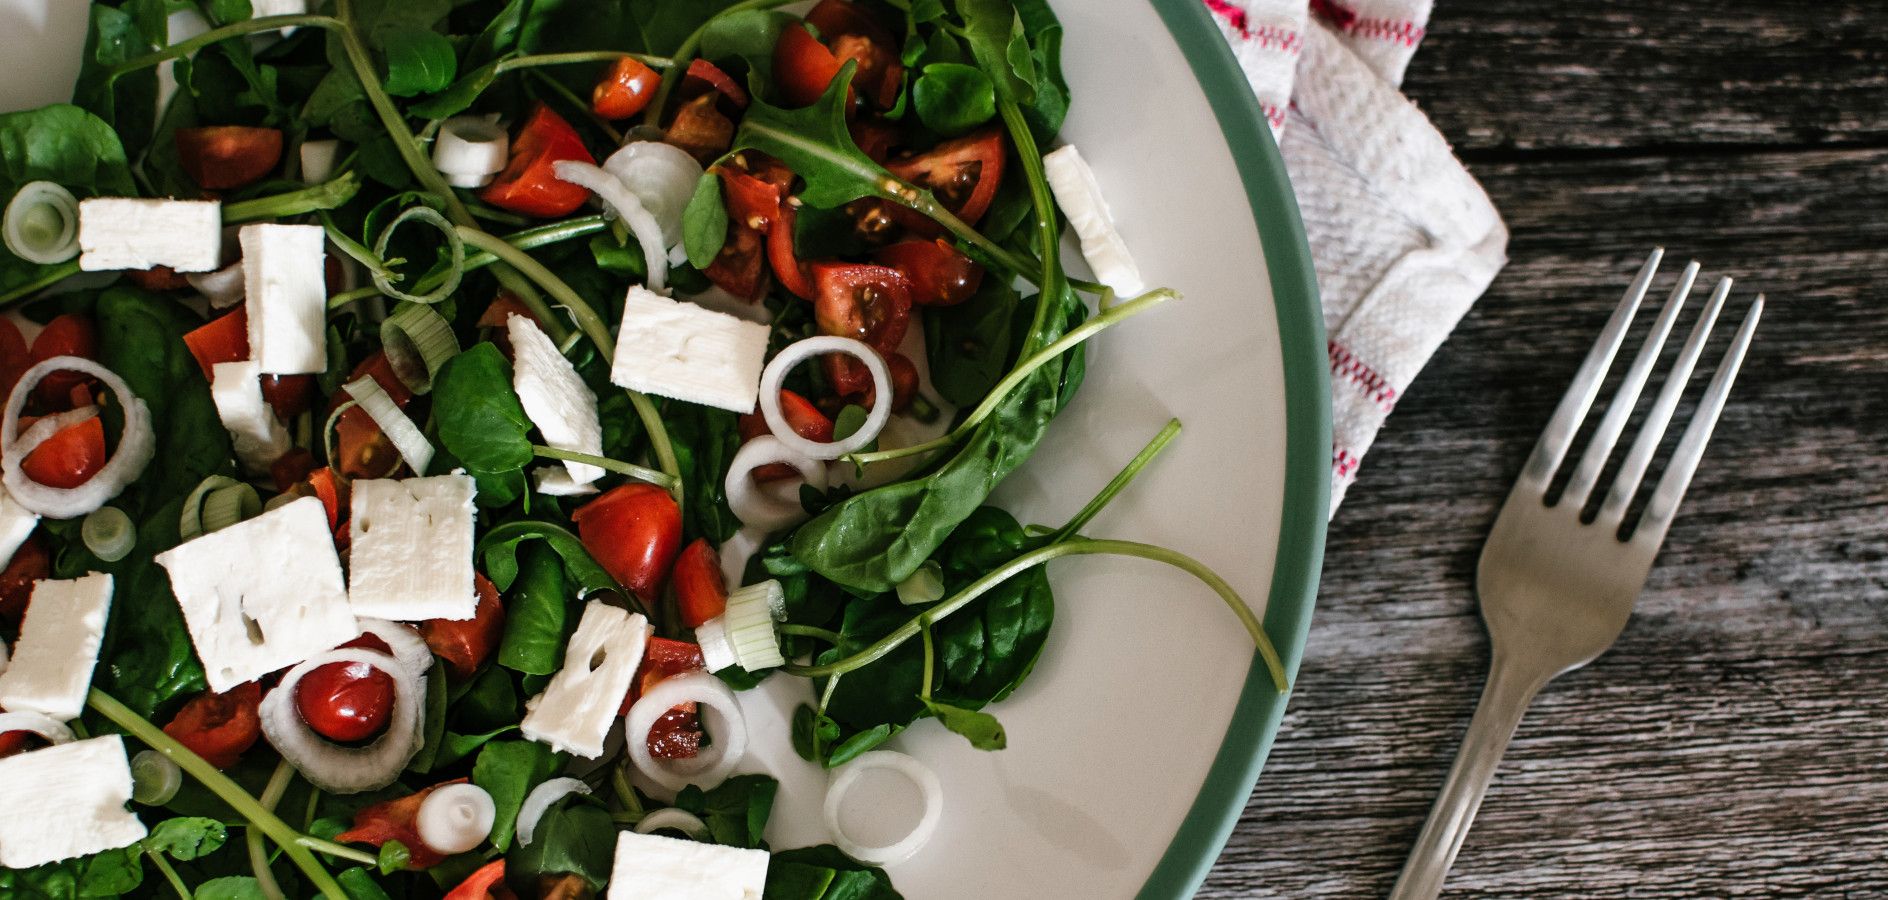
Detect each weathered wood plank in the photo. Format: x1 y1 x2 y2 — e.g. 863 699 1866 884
1202 146 1888 896
1401 0 1888 152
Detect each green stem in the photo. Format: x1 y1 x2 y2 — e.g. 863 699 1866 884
846 288 1178 467
249 761 295 900
642 0 797 129
297 836 379 866
146 850 190 900
0 261 80 309
611 758 644 820
496 51 672 76
110 15 340 77
532 445 676 491
919 622 935 702
778 623 843 645
999 96 1063 354
223 171 363 224
86 690 350 899
1050 419 1181 543
783 538 1290 693
328 216 608 311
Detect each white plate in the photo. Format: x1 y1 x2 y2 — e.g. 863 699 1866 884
0 2 1328 896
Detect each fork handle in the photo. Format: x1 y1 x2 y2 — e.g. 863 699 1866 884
1388 656 1550 900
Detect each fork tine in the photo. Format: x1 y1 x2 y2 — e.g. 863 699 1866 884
1597 276 1732 524
1561 261 1700 509
1632 296 1764 546
1518 249 1664 490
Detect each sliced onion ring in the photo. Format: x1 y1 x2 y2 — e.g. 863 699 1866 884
516 777 592 847
552 160 668 291
416 782 496 854
342 376 433 475
759 337 891 460
600 141 704 248
724 436 826 532
633 807 710 840
357 619 434 680
625 671 747 792
130 749 182 805
0 711 76 746
258 647 424 794
186 261 245 309
2 356 155 519
823 750 944 866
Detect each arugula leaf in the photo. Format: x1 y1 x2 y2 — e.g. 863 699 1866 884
0 105 135 295
495 540 575 675
193 875 268 900
682 171 729 270
143 817 230 860
912 63 996 136
473 739 566 851
765 845 903 900
919 697 1007 749
433 343 534 480
378 25 459 97
503 797 614 893
731 66 884 210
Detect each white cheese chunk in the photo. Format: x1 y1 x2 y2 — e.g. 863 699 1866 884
250 0 309 33
0 573 111 721
347 474 478 621
0 483 38 570
1042 145 1145 297
156 496 360 692
300 139 340 184
211 360 290 475
510 314 604 485
520 601 650 758
240 223 328 374
532 466 599 497
77 198 221 272
0 735 148 868
606 830 770 900
611 286 770 413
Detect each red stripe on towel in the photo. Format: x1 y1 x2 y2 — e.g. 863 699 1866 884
1329 341 1397 411
1309 0 1426 47
1203 0 1304 54
1334 447 1361 481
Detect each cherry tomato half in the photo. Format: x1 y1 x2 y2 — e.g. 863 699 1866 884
702 210 769 301
418 574 505 681
294 633 396 744
874 238 983 306
0 727 42 760
671 539 727 629
329 352 412 480
480 105 596 218
162 682 263 769
886 127 1007 226
572 483 682 603
683 59 749 109
619 637 706 758
27 313 97 409
21 415 105 490
806 0 903 109
592 56 661 120
182 307 249 380
335 779 464 870
811 262 912 355
663 92 735 165
0 535 49 624
175 126 284 191
774 21 844 108
443 860 516 900
767 200 816 300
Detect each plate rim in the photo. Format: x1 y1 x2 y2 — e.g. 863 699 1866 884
1133 1 1330 896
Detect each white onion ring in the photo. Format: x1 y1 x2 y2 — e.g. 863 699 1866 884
0 711 75 746
823 750 944 866
416 782 496 854
258 647 424 794
724 436 826 532
2 356 155 519
357 619 433 680
759 337 891 460
342 377 433 476
718 524 769 588
601 142 704 248
553 160 668 291
515 777 591 847
633 807 709 840
625 671 747 792
186 261 245 308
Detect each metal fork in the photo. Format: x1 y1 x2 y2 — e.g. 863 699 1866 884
1388 249 1764 900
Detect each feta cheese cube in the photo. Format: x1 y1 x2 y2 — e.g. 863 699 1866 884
0 573 111 721
510 314 604 485
611 286 770 413
0 735 148 868
606 830 770 900
532 466 599 497
77 198 221 272
241 223 328 374
211 360 291 475
520 600 650 758
1042 145 1145 297
156 496 360 692
0 483 37 570
347 474 478 621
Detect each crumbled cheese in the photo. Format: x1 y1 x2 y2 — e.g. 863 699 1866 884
533 466 599 497
240 223 328 374
0 735 148 868
510 314 603 485
210 360 290 475
606 830 770 900
1042 144 1145 297
0 573 111 721
520 601 651 758
611 286 770 413
347 474 478 621
77 198 221 272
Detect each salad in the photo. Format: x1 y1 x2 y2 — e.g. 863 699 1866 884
0 0 1287 898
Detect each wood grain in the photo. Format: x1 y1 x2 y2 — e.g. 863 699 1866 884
1201 3 1888 894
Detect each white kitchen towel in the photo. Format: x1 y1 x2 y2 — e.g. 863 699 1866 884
1206 0 1508 511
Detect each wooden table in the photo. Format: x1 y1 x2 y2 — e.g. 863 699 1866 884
1203 1 1888 896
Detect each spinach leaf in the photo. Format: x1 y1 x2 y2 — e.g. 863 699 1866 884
682 171 729 270
453 664 522 733
919 697 1007 749
932 506 1053 705
434 725 516 769
912 63 996 136
433 343 534 480
0 844 145 899
378 25 458 97
496 540 575 675
94 287 232 517
699 9 796 94
479 520 619 596
666 402 742 544
957 0 1034 103
473 739 566 851
0 105 135 295
1011 0 1071 138
765 845 902 900
674 774 778 848
923 276 1016 407
143 817 230 860
334 868 393 900
207 0 254 25
193 876 268 900
464 0 531 66
408 657 451 772
503 797 614 893
73 4 158 163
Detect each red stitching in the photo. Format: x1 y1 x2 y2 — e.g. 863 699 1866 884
1328 341 1397 411
1308 0 1426 47
1334 447 1361 479
1308 0 1357 29
1202 0 1304 54
1261 104 1286 129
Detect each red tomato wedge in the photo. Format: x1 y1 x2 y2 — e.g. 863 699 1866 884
775 21 844 108
335 779 463 870
572 483 682 603
162 682 263 770
738 389 834 481
592 56 660 120
886 127 1007 226
27 313 97 409
806 0 903 109
21 415 105 490
182 307 249 379
444 860 516 900
684 58 749 108
672 539 728 629
176 126 284 190
874 238 983 306
479 105 596 218
417 574 506 681
810 262 912 354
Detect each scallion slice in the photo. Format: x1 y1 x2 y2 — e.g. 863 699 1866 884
371 205 464 305
342 377 434 476
129 749 182 806
697 580 785 673
380 302 460 395
179 475 242 542
200 482 261 533
896 560 945 606
80 506 136 562
3 181 79 265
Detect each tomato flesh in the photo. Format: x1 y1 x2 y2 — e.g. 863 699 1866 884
125 266 192 292
0 535 48 623
807 1 903 109
27 314 97 409
592 56 660 120
0 318 26 400
444 860 516 900
335 779 463 870
683 59 749 109
162 682 263 769
21 415 105 490
620 637 707 759
811 262 912 355
664 93 735 165
702 169 770 301
176 126 284 190
738 389 834 481
418 574 505 681
330 352 412 480
874 238 983 306
672 539 728 629
183 307 250 380
774 21 844 108
572 483 682 603
886 127 1007 226
479 105 596 218
294 633 396 744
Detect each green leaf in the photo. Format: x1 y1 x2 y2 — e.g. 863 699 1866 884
435 725 517 769
682 171 730 270
665 402 743 544
433 343 535 479
503 798 615 892
377 840 411 874
919 697 1007 749
453 664 522 733
699 9 796 93
957 0 1034 102
409 59 502 120
466 0 531 66
72 5 158 163
924 276 1017 406
0 845 145 898
0 104 135 296
478 520 620 596
379 25 459 97
496 540 575 675
207 0 253 25
912 63 996 136
143 817 229 860
696 774 779 848
473 740 567 851
335 868 394 900
194 876 268 900
764 845 902 900
826 723 899 768
732 64 885 210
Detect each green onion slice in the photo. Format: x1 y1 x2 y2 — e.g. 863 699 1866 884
895 560 945 606
201 482 261 533
381 302 460 395
80 506 136 562
179 475 243 541
3 181 79 265
371 205 464 305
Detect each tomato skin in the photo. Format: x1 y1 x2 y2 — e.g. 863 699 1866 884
683 59 749 109
259 374 315 419
619 637 706 758
886 127 1007 226
28 314 97 408
162 682 263 769
663 92 735 165
293 633 397 744
848 117 901 163
591 56 660 120
479 105 596 218
811 262 912 355
182 307 249 380
767 201 816 300
701 208 768 300
738 389 833 482
176 126 284 190
125 266 192 292
21 415 105 490
444 860 516 900
774 21 844 108
335 779 462 870
807 1 903 109
671 539 728 629
0 535 49 624
0 729 40 759
0 318 27 399
418 574 505 681
330 352 412 480
874 239 983 306
572 483 683 603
